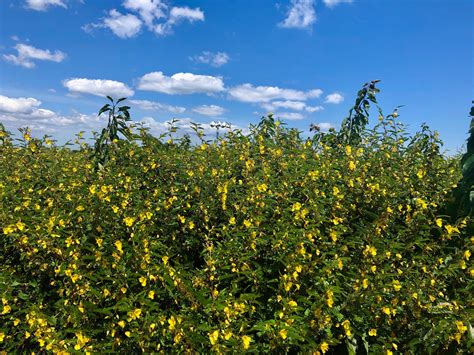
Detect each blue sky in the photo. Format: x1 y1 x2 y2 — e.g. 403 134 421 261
0 0 472 152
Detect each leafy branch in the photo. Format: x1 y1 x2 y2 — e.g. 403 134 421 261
92 96 132 169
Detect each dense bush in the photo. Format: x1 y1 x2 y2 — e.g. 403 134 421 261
0 90 472 353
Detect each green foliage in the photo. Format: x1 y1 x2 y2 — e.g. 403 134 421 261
338 80 382 146
92 96 133 170
445 102 474 220
0 86 472 353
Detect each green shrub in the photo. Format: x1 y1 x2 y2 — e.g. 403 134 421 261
0 88 472 354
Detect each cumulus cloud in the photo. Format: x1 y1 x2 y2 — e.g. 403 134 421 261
0 95 41 113
129 99 185 114
305 105 324 113
123 0 167 28
275 112 305 120
154 6 204 35
261 100 304 112
322 0 353 8
63 78 135 98
228 84 322 103
82 9 144 38
192 105 226 116
84 1 204 38
324 92 344 104
3 43 66 69
0 94 105 135
137 71 225 95
279 0 316 29
191 51 230 67
25 0 67 11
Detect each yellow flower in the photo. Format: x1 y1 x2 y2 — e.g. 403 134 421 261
362 279 369 289
456 321 467 333
348 161 356 171
118 320 126 328
435 218 443 227
209 330 219 345
243 219 252 228
382 307 391 316
76 205 85 212
148 290 155 299
168 316 176 330
241 335 251 349
229 216 236 225
125 331 131 337
224 330 233 340
0 332 4 342
320 341 329 353
115 240 123 254
112 205 119 213
288 300 298 308
392 280 402 292
16 221 25 231
128 308 141 321
139 276 147 287
3 225 16 234
279 329 288 339
2 305 11 314
464 250 471 260
368 329 377 336
123 216 135 227
345 145 352 155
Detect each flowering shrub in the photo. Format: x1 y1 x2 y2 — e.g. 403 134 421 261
0 95 472 353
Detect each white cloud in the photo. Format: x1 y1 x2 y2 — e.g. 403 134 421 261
129 99 185 114
0 95 41 113
228 83 322 103
84 2 204 38
3 43 66 69
323 0 353 8
261 100 325 113
25 0 67 11
305 105 324 112
191 51 230 67
154 6 204 35
123 0 167 28
325 92 344 104
63 78 135 98
103 9 143 38
276 112 305 120
137 71 225 95
0 94 104 134
262 100 306 111
280 0 316 29
192 105 226 116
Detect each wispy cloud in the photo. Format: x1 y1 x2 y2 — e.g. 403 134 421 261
129 99 186 114
322 0 353 9
3 43 66 69
191 51 230 67
25 0 67 11
192 104 226 116
84 1 204 38
279 0 316 30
